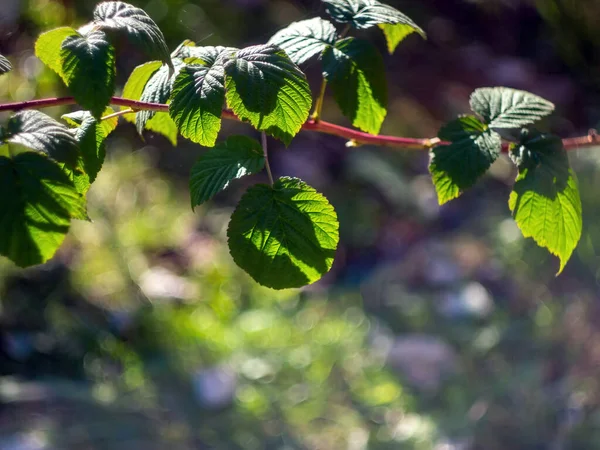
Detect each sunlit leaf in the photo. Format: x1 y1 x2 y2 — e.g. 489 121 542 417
190 135 265 208
228 177 339 289
93 1 172 68
470 87 555 129
0 54 12 74
322 0 425 52
322 37 386 134
430 115 502 205
170 47 231 147
35 27 79 77
0 152 86 267
268 18 337 65
60 31 116 118
509 133 581 274
224 44 312 145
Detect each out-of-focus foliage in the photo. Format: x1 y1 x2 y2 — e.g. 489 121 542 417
2 0 600 449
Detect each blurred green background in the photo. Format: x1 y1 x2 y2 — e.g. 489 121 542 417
2 0 600 449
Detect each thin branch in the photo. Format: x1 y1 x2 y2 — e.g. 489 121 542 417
262 131 274 186
101 107 134 121
1 96 599 152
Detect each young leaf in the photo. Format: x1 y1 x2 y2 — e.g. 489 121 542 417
145 113 178 146
0 54 12 74
170 50 229 147
190 135 265 208
0 152 86 267
470 87 555 129
508 133 582 274
2 111 80 169
322 0 425 52
227 177 339 289
268 18 337 65
60 31 116 118
93 1 172 69
429 116 502 205
35 27 79 77
224 44 312 145
322 37 387 134
62 108 118 185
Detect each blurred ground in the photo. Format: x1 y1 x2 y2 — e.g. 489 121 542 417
2 0 600 449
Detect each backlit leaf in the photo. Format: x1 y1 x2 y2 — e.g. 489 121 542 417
509 133 581 274
322 37 386 134
322 0 425 52
60 31 116 118
35 27 79 77
0 152 86 267
228 177 339 289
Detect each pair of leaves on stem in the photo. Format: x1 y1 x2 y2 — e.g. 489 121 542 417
124 42 312 148
430 87 581 273
189 135 339 290
35 1 170 118
268 0 424 135
0 110 116 267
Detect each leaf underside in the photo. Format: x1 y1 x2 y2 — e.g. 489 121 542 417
268 17 337 65
227 177 339 290
0 54 12 74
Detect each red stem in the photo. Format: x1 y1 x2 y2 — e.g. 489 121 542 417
1 96 599 151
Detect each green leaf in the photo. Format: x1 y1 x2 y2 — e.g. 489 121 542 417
429 115 502 204
62 108 118 186
0 152 86 267
121 60 177 144
190 135 265 208
322 37 387 134
322 0 425 52
60 31 116 118
170 50 229 147
35 27 79 77
508 133 582 274
268 18 337 65
1 111 80 169
136 58 183 135
93 1 172 68
470 87 555 129
227 177 339 289
224 44 312 145
0 54 12 74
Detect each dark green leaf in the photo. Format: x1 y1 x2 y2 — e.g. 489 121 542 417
322 0 425 52
0 54 11 75
470 87 555 129
228 177 339 289
190 135 265 208
0 152 86 267
430 115 502 204
268 18 337 65
93 1 172 68
60 31 116 118
508 133 582 274
322 37 386 134
62 108 118 186
224 44 312 145
35 27 79 77
136 58 183 135
2 111 80 169
170 50 229 147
